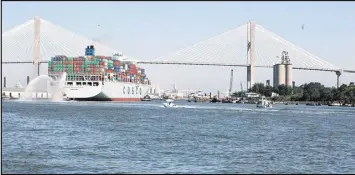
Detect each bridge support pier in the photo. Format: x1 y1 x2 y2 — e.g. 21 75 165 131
336 71 341 88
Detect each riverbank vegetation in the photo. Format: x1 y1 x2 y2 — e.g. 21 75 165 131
232 82 355 106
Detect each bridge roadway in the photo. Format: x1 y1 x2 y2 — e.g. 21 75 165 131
2 61 355 74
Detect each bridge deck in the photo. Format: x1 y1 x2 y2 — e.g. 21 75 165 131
2 61 354 73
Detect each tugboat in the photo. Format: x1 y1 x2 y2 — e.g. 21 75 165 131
63 93 71 101
141 95 152 101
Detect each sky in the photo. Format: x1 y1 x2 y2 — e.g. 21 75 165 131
2 1 355 93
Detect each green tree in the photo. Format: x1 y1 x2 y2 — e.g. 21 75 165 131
264 85 273 97
231 91 246 97
251 83 265 95
277 85 292 96
233 81 354 106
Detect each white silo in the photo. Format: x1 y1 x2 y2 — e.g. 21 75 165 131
283 51 293 87
278 64 286 86
273 64 286 87
285 63 293 87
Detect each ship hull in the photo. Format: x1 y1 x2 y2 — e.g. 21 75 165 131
64 81 151 102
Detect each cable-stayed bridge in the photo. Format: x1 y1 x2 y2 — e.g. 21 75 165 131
2 16 355 88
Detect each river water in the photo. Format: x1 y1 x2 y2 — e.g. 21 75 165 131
2 100 355 173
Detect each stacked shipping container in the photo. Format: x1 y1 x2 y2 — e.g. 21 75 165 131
48 55 149 84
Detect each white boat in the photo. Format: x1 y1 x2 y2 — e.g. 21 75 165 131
163 99 178 108
328 102 342 106
256 97 272 108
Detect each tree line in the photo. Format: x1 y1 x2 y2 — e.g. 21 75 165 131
232 82 355 105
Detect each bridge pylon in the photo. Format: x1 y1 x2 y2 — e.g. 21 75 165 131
336 71 342 88
34 16 41 77
246 21 256 91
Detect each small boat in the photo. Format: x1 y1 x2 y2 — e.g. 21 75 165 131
221 98 233 103
62 93 73 101
163 99 178 108
141 95 152 101
256 97 272 108
328 102 341 106
306 103 316 106
210 97 221 103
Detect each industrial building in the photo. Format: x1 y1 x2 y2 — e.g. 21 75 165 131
273 51 293 88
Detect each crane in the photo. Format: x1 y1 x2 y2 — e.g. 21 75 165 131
228 69 233 96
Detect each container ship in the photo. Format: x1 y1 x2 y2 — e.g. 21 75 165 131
48 45 152 101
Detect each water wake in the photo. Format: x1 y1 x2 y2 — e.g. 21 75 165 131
22 72 67 102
